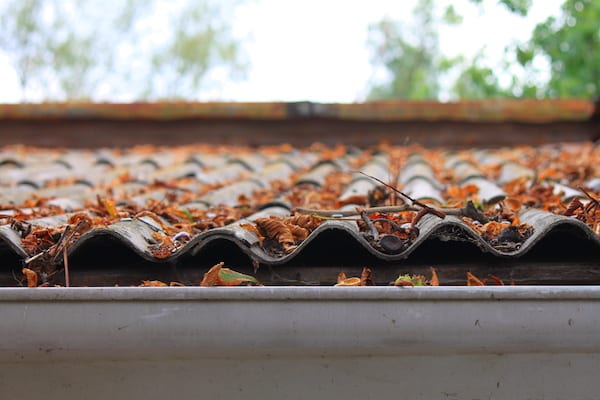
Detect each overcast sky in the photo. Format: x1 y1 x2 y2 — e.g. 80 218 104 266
0 0 564 103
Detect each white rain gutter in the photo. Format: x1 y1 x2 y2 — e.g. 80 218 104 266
1 286 600 399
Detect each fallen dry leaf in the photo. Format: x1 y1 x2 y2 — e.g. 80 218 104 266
485 275 505 286
254 217 296 252
200 262 223 287
466 272 485 286
360 267 374 286
97 195 118 218
335 277 362 286
335 267 374 286
140 280 168 287
504 197 522 212
429 267 439 286
22 268 38 287
200 262 259 286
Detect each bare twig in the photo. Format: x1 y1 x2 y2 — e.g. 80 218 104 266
63 247 70 288
579 186 600 209
411 208 430 228
356 171 418 205
24 251 45 265
295 205 416 217
360 210 379 241
51 220 89 264
297 203 489 223
357 171 446 220
310 215 361 221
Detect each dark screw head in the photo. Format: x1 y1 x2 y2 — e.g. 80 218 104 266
378 234 405 253
497 226 522 243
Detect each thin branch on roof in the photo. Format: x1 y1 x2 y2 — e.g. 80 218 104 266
295 201 488 223
63 247 70 288
356 170 446 220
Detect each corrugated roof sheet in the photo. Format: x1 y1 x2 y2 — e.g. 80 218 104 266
0 141 598 286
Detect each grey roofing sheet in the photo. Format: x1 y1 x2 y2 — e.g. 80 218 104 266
0 142 598 284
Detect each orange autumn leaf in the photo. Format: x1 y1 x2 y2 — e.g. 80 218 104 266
467 272 485 286
200 262 223 287
429 267 439 286
360 267 374 286
151 246 172 259
504 197 522 212
480 221 509 238
97 195 118 218
462 184 480 196
503 177 529 196
22 268 38 288
538 168 560 181
239 222 264 241
286 223 310 241
335 277 362 286
335 267 374 286
151 231 168 242
140 280 168 287
254 217 296 252
445 186 463 198
446 184 479 199
286 214 322 231
485 275 505 286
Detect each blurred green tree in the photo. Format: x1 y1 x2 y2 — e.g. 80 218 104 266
0 0 245 101
518 0 600 97
367 0 523 100
367 0 457 100
452 52 513 99
368 0 599 100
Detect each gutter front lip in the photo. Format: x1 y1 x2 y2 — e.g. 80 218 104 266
3 286 600 362
2 285 600 301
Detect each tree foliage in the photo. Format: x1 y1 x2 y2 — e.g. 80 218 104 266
470 0 532 16
452 53 512 99
368 0 599 100
522 0 600 97
367 0 514 100
0 0 245 101
367 0 459 100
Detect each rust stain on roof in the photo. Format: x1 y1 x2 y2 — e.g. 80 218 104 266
0 99 595 123
332 99 596 123
0 102 290 121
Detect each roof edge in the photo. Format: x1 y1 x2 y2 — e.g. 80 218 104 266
0 99 594 123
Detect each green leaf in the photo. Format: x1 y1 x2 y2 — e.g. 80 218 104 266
394 274 427 286
443 5 463 25
218 268 259 286
180 207 194 223
516 46 534 66
499 0 531 16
